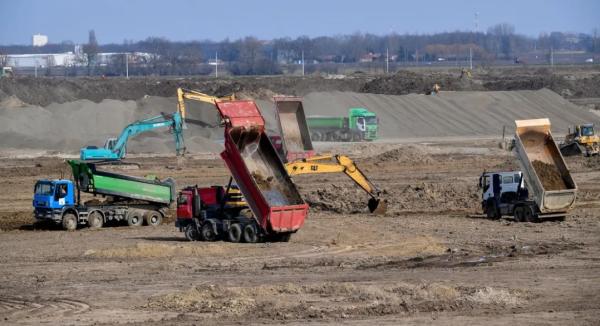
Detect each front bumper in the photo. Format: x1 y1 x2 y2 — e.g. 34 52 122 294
34 208 62 222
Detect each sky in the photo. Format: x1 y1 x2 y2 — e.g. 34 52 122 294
0 0 598 45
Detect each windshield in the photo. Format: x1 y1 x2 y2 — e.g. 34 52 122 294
581 126 594 136
35 183 54 195
365 116 377 125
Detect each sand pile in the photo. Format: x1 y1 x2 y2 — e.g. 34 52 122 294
299 89 598 138
0 96 223 154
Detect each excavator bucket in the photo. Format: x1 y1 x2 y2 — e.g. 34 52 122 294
368 197 387 215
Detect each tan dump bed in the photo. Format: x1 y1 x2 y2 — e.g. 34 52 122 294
514 118 577 213
273 97 314 162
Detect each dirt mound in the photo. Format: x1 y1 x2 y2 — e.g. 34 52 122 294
145 281 526 320
361 70 483 95
302 89 598 138
303 181 479 215
367 145 433 164
532 160 567 190
0 96 223 154
0 95 28 109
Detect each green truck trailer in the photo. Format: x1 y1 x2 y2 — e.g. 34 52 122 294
307 108 378 142
32 160 175 230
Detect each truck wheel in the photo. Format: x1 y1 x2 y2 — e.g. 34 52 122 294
523 207 538 223
242 224 258 243
145 211 162 227
513 206 524 222
88 211 104 229
62 213 78 231
228 223 242 243
184 224 200 241
352 133 362 142
201 222 217 241
127 210 143 227
486 200 500 220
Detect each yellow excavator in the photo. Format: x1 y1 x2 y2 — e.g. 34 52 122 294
286 154 387 214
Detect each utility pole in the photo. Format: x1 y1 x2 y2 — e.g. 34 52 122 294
415 49 419 66
215 51 218 78
301 50 305 76
125 53 129 79
386 47 389 74
469 47 473 70
550 47 554 68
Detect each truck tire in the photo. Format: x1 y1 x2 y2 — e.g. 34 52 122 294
352 133 362 142
486 200 500 220
127 210 143 227
523 206 538 223
242 224 258 243
88 211 104 229
184 223 200 241
228 223 242 243
201 222 217 241
62 213 78 231
145 211 162 227
513 206 525 222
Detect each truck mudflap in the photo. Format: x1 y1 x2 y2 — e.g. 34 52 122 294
216 100 308 234
273 96 315 162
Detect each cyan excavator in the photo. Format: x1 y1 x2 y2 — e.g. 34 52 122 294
80 109 185 161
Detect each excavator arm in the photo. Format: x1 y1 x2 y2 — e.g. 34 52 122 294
286 155 387 214
177 87 236 122
80 110 185 161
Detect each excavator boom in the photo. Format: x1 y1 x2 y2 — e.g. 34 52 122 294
80 110 185 161
286 155 387 214
177 87 236 122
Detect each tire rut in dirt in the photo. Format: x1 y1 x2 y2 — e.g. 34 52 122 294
0 297 90 319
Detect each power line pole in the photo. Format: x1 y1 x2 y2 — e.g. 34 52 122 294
301 50 305 76
215 51 218 78
386 47 389 74
125 53 129 79
469 47 473 70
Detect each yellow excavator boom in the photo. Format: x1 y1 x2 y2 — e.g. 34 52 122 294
286 155 387 214
176 87 236 120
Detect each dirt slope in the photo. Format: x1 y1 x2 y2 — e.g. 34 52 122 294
297 89 598 138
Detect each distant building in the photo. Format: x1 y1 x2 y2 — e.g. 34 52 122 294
32 34 48 47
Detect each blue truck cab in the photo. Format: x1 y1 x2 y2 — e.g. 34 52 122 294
33 179 76 222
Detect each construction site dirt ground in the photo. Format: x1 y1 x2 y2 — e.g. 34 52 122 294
1 139 599 325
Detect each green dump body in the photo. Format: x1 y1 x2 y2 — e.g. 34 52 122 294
306 116 347 129
67 160 175 205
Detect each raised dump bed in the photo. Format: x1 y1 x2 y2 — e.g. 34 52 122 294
216 100 308 233
273 96 314 162
514 118 577 214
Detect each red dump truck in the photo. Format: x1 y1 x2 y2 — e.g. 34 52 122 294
177 100 308 242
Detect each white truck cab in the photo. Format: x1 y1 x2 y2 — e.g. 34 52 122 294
479 171 524 202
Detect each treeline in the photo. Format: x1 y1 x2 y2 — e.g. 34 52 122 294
2 24 599 76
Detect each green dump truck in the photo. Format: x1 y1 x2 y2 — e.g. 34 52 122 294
33 160 175 230
307 108 378 142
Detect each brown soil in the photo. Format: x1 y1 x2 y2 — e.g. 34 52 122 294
532 160 568 191
1 141 599 325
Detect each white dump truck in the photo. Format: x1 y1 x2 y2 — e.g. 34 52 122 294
479 118 577 222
